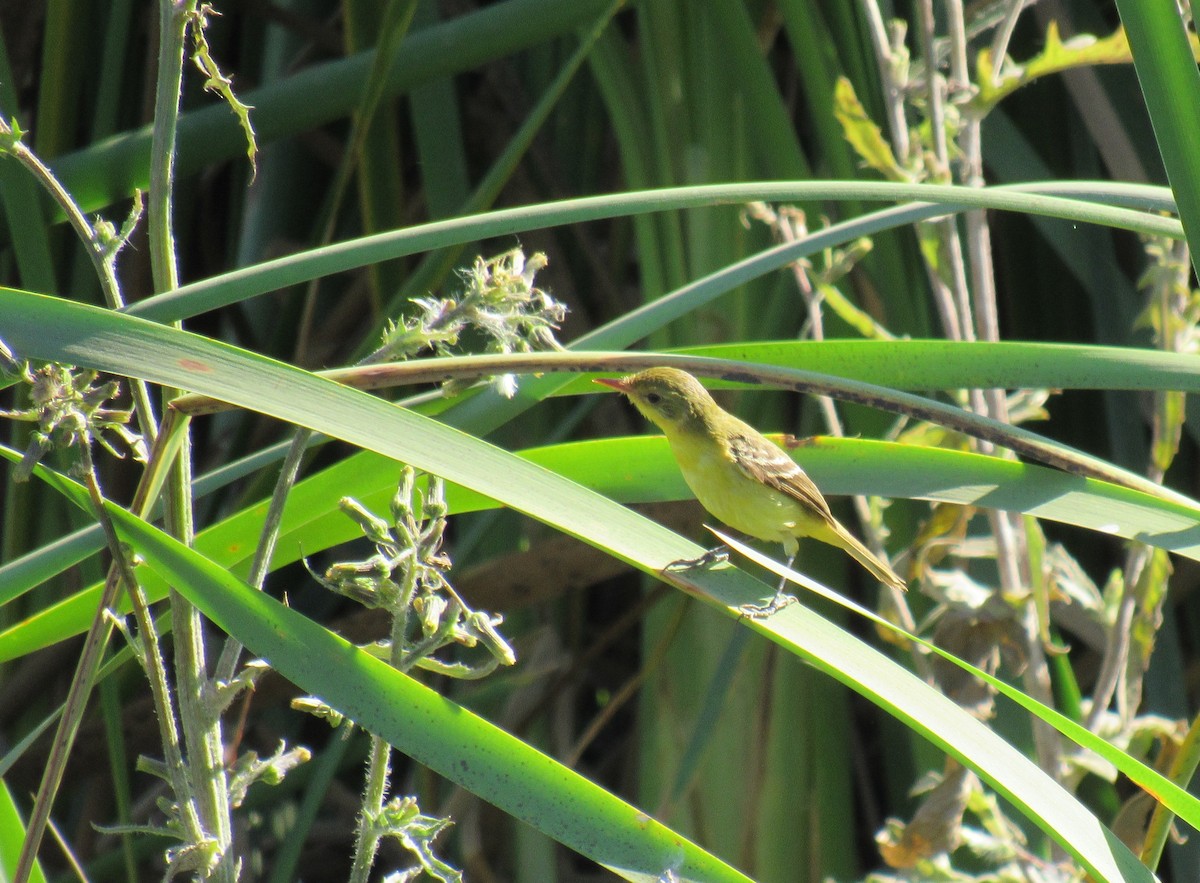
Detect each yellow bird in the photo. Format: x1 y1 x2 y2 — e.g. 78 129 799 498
596 367 905 613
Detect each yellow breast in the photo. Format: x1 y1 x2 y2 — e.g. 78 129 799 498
667 430 813 546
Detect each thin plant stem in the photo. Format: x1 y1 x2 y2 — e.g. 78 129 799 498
568 596 687 771
857 0 965 339
857 0 910 163
348 504 421 883
214 427 313 684
762 208 923 669
13 444 202 882
0 114 158 443
148 1 235 877
1089 238 1191 731
294 0 418 364
1141 707 1200 869
947 0 1060 779
350 735 395 883
989 0 1030 80
0 11 234 871
149 0 190 296
916 0 975 343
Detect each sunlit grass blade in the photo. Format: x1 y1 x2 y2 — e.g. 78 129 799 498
125 181 1179 324
6 295 1200 659
1117 0 1200 264
13 440 1164 883
0 780 46 883
716 529 1200 839
20 459 752 883
7 428 1200 670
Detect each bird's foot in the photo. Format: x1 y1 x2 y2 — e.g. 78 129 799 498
663 545 729 572
738 590 798 620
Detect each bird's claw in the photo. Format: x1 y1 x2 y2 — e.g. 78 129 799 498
738 590 798 619
663 545 729 572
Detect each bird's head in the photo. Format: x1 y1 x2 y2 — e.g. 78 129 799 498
594 367 716 433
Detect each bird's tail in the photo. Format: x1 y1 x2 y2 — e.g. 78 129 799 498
827 520 907 592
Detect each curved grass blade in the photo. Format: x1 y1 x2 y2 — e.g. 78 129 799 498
0 780 46 883
5 293 1200 658
718 530 1200 841
23 456 1167 883
126 181 1179 324
13 331 1191 629
1117 0 1200 268
7 431 1200 664
19 459 752 883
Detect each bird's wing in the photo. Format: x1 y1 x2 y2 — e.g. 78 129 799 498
727 431 835 521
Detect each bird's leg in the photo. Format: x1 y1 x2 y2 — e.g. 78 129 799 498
663 544 730 572
738 552 799 619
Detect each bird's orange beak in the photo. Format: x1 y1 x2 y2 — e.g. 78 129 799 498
594 377 630 392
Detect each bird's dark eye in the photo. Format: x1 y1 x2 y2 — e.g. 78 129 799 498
646 392 662 405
